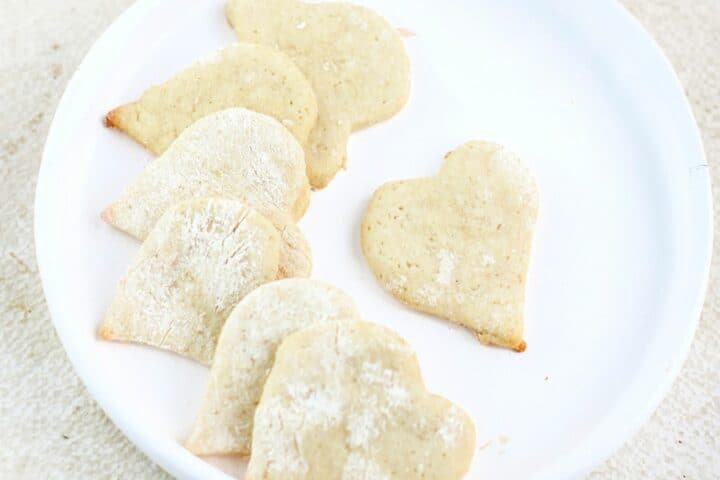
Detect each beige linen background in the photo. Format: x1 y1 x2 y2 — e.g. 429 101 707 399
0 0 717 478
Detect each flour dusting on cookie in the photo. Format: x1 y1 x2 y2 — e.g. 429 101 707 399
99 198 281 364
186 279 360 456
246 322 476 479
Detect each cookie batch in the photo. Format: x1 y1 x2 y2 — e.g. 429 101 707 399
100 1 538 478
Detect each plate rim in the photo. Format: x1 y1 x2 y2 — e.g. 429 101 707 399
34 0 713 479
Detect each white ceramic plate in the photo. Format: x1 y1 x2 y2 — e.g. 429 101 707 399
35 0 712 478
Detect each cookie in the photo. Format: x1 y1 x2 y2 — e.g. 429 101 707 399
185 279 360 456
102 108 312 278
361 141 538 351
105 43 318 154
247 321 476 480
226 0 411 188
98 198 280 364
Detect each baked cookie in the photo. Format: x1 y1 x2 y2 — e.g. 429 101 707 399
105 43 318 153
247 321 476 480
186 279 360 456
99 198 280 364
226 0 411 188
102 108 312 278
361 141 538 351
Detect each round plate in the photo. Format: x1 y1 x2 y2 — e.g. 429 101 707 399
35 0 712 478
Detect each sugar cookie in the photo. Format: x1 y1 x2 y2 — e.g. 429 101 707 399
186 279 360 456
361 141 538 351
102 108 312 278
99 198 280 364
226 0 411 188
105 43 317 153
247 321 475 480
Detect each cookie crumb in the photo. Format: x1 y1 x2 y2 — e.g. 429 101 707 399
477 440 492 450
397 27 416 37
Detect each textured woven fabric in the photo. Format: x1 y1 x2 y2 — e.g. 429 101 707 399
0 0 717 478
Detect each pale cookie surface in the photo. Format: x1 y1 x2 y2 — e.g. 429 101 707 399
361 141 538 351
99 198 280 365
105 43 318 154
102 108 312 278
185 279 361 456
247 321 475 480
226 0 411 188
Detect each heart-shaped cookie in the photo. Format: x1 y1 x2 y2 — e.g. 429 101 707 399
246 321 475 479
361 141 538 351
105 43 317 153
102 108 312 278
99 198 280 364
185 278 360 456
227 0 411 188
